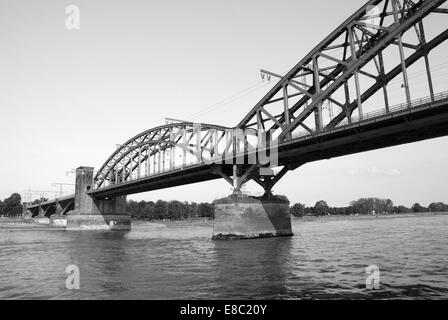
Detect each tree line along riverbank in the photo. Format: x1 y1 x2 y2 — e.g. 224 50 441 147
126 197 448 220
1 193 447 220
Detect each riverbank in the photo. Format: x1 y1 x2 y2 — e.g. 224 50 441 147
134 217 214 227
1 218 38 230
1 212 446 230
294 211 448 222
0 217 63 231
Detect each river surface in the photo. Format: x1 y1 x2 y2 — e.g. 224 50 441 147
0 214 447 299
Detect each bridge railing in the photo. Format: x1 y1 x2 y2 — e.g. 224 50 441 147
291 91 448 141
338 91 448 127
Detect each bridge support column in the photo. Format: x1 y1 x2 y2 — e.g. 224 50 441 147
213 191 292 240
38 205 46 217
55 202 63 215
22 203 33 220
32 204 50 224
212 165 293 240
66 166 131 231
49 201 67 227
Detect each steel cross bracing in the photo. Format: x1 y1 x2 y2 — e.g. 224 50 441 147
238 0 446 138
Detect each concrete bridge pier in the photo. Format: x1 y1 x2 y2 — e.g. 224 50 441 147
37 205 46 217
212 165 293 240
66 166 131 231
22 203 33 220
31 204 51 225
49 201 67 227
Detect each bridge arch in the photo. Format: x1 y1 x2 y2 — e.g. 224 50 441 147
94 122 233 189
44 206 56 218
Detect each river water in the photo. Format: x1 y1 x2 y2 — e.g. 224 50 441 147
0 214 447 300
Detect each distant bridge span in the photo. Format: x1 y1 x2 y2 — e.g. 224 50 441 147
25 0 448 237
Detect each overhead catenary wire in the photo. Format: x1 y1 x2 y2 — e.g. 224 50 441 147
180 55 448 124
181 80 274 121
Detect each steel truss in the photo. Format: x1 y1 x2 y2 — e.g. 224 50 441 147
239 0 447 143
93 0 448 195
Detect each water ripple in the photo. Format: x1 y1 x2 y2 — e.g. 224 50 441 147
0 215 447 299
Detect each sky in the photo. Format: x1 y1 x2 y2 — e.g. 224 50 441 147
1 0 448 208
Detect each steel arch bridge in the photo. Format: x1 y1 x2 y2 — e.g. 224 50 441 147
94 122 232 189
26 0 448 217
